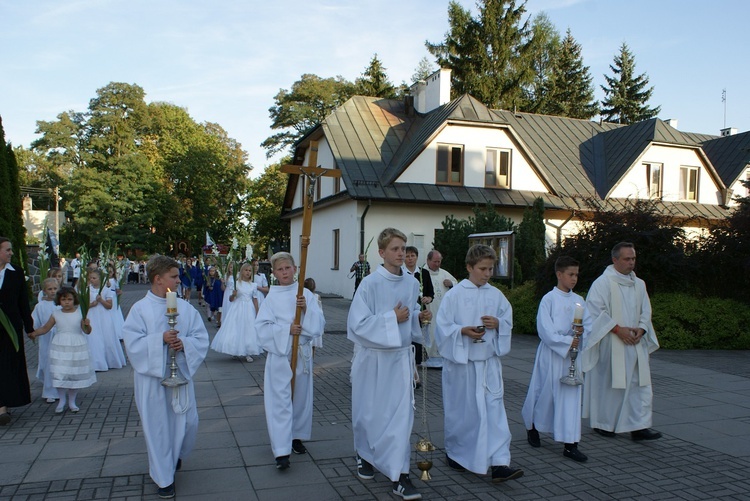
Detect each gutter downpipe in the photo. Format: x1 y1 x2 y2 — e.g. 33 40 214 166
545 211 575 248
360 200 372 254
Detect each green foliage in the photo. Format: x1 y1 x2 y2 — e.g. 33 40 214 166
693 180 750 302
247 163 290 258
522 13 560 113
427 0 535 110
516 198 546 283
651 293 750 349
5 143 29 271
0 117 12 240
540 29 598 119
538 198 689 299
411 56 436 83
495 280 537 335
355 54 397 98
29 85 251 256
262 74 356 158
601 43 660 124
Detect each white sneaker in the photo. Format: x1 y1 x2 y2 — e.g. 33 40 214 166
246 356 254 363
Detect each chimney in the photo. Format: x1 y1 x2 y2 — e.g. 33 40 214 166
720 127 738 137
404 95 415 117
409 68 452 114
664 118 678 129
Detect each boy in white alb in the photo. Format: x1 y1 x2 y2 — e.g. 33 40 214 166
256 252 325 470
522 256 589 462
435 244 523 483
122 255 209 499
348 228 431 501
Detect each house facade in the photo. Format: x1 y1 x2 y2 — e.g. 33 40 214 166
282 69 747 297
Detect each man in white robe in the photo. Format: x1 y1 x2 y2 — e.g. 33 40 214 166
122 256 209 498
581 242 661 440
256 267 325 467
522 256 590 461
423 250 457 368
348 228 430 500
434 244 522 482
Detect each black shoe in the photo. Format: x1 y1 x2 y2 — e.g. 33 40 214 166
275 455 290 470
356 455 374 479
157 483 175 499
593 428 616 437
631 428 662 441
446 455 466 472
0 412 10 426
392 473 421 500
563 444 588 462
527 428 541 447
491 465 524 483
175 459 182 471
292 439 307 454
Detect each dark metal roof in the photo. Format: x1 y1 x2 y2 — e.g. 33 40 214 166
286 93 742 224
702 131 750 188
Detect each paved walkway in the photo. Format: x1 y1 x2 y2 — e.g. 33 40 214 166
1 283 749 500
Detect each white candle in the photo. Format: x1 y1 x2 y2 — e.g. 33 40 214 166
573 303 584 325
166 289 177 314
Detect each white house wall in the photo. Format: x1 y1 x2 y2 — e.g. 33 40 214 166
290 200 533 297
394 124 548 192
728 167 750 205
611 144 722 204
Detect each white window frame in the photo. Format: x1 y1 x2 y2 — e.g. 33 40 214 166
645 162 663 198
679 166 699 201
436 143 464 185
485 148 511 188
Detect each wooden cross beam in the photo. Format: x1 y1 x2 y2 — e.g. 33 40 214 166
279 140 341 399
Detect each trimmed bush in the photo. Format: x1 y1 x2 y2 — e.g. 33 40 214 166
651 293 750 350
495 280 538 336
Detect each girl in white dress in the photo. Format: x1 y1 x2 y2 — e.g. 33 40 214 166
220 262 235 328
107 265 125 340
211 263 261 362
30 286 96 414
86 269 127 371
32 278 61 402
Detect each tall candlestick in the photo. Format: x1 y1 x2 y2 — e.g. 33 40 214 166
166 289 177 314
573 303 584 325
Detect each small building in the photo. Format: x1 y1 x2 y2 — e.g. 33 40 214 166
281 69 745 297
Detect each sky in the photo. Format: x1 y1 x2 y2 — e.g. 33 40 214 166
1 0 748 178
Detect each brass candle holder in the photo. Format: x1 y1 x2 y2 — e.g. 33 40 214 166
161 312 188 388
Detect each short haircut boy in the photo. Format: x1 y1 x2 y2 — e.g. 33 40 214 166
55 286 80 305
405 246 418 256
147 255 179 282
554 256 579 272
466 244 497 267
270 251 295 269
42 277 59 289
377 228 407 250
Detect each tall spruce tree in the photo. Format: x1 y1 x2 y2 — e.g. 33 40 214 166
523 13 561 113
355 54 397 98
427 0 535 110
0 117 13 240
542 29 598 119
0 119 29 270
601 43 660 124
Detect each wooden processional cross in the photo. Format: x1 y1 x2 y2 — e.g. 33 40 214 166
280 140 341 400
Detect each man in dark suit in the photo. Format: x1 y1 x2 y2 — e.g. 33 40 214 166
0 236 34 425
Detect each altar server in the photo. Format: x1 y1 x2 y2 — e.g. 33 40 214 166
122 255 209 499
256 252 325 470
435 244 523 483
348 228 431 501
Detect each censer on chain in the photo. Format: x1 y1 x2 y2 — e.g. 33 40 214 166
415 319 435 481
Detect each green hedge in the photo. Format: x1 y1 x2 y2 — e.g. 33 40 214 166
495 280 538 336
651 293 750 350
493 282 750 349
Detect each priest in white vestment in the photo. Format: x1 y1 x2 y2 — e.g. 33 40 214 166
122 256 209 498
423 250 457 368
256 252 325 468
581 242 661 440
